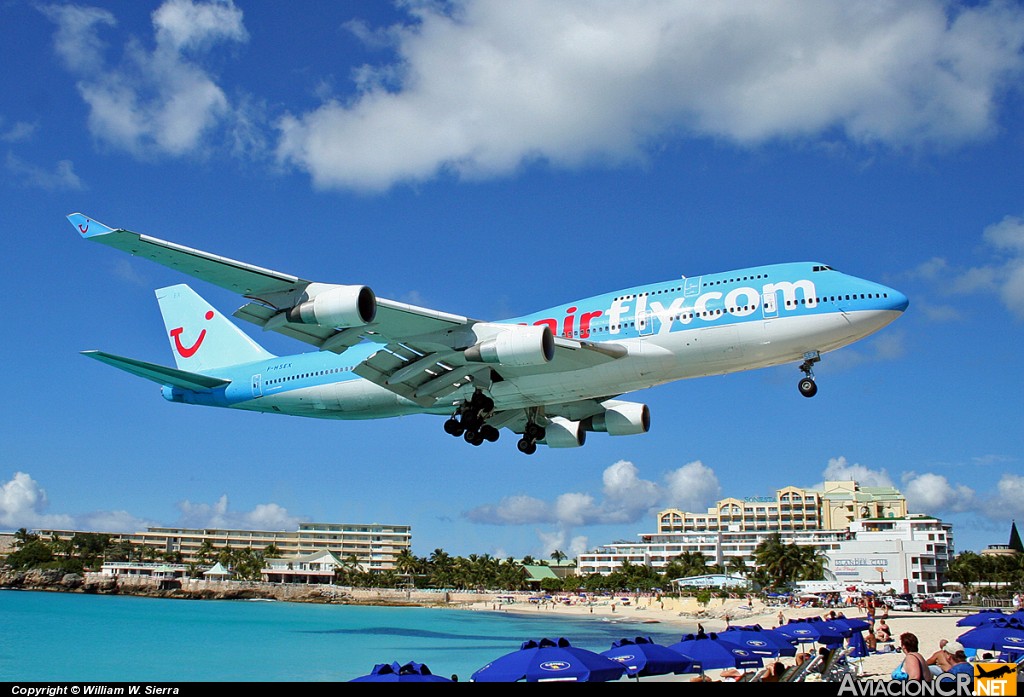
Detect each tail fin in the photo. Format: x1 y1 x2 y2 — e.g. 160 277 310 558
156 284 274 372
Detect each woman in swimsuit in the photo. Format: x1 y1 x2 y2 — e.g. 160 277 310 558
900 632 933 682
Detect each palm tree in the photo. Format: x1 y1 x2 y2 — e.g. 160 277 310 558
550 550 567 565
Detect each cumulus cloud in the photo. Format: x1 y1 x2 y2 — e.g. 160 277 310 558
821 456 894 488
276 0 1024 191
176 494 303 530
0 118 36 143
901 472 977 514
465 458 722 553
44 0 248 157
5 153 84 190
663 460 722 513
0 472 75 529
995 474 1024 518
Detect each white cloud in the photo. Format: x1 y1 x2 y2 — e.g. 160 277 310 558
821 456 894 488
0 118 37 143
276 0 1024 191
5 153 84 190
176 494 302 530
663 460 721 513
0 472 75 530
911 215 1024 321
45 0 248 157
995 474 1024 518
901 472 977 514
80 510 153 534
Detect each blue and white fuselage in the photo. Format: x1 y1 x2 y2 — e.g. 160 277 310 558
71 213 906 453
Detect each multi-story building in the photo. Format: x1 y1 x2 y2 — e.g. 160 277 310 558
577 480 950 593
38 521 412 572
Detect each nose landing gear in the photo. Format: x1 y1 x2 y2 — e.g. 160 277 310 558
798 351 820 398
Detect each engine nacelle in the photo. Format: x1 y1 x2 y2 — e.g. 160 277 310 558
583 401 650 436
287 284 377 327
542 417 586 448
464 325 554 367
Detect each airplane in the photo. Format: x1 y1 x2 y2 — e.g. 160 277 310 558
69 213 909 454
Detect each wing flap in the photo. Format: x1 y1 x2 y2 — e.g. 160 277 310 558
82 350 230 391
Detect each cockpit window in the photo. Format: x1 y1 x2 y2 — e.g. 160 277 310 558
812 265 835 272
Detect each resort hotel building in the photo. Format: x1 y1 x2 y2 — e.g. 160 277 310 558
577 480 954 594
37 521 412 572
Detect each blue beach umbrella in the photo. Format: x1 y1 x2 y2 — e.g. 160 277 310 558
829 617 872 634
667 632 763 671
957 618 1024 658
601 637 700 679
718 625 797 657
350 661 454 682
471 637 627 683
775 617 846 648
957 609 1007 627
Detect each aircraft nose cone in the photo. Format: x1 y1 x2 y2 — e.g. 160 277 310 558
889 289 909 313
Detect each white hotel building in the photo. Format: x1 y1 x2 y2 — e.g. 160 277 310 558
576 480 953 594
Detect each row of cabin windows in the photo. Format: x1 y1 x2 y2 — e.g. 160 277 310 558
266 365 354 385
785 292 888 307
569 291 888 337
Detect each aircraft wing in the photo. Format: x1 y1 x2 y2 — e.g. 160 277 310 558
70 213 471 351
71 213 626 404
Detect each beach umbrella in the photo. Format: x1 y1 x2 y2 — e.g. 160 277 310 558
718 625 797 657
829 617 872 634
667 632 763 671
847 630 870 659
471 637 627 683
957 618 1024 658
775 617 846 648
957 609 1007 627
350 661 454 682
600 637 700 679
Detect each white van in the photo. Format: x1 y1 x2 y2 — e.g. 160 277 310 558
932 591 962 606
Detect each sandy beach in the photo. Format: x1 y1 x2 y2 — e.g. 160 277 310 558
465 594 979 682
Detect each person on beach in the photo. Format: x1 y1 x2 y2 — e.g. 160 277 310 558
875 619 892 643
937 642 972 690
926 639 953 677
898 632 933 682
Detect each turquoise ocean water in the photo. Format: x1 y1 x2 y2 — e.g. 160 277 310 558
0 590 694 682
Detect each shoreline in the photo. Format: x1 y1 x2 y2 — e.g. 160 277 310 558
4 570 985 682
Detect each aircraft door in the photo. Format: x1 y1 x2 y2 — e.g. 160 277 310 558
762 290 778 318
683 276 702 297
251 374 263 399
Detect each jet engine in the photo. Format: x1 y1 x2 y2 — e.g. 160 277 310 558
464 325 554 367
541 417 586 448
582 401 650 436
286 284 377 327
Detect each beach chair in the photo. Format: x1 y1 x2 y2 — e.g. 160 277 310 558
780 656 823 682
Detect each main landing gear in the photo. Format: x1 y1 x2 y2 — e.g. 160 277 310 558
516 422 546 456
443 390 500 446
798 350 820 398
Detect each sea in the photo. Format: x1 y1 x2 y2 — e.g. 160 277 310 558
0 590 695 682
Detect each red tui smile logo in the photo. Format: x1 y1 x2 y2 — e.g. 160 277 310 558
170 310 214 358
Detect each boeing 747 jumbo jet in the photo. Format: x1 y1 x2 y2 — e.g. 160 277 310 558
70 213 908 454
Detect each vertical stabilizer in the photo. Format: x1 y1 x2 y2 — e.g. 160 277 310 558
156 284 274 372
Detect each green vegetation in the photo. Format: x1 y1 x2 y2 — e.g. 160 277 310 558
4 528 1022 598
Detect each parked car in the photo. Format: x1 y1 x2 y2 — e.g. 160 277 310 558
918 597 945 612
890 598 914 612
932 592 962 606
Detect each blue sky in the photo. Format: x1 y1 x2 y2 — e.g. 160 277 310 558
2 0 1023 560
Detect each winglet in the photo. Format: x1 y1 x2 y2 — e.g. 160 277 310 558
68 212 116 239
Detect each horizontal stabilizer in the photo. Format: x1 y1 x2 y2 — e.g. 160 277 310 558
82 350 230 391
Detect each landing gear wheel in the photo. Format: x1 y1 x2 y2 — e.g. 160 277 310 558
517 438 537 455
481 425 499 442
444 418 463 436
798 377 818 398
464 429 479 444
